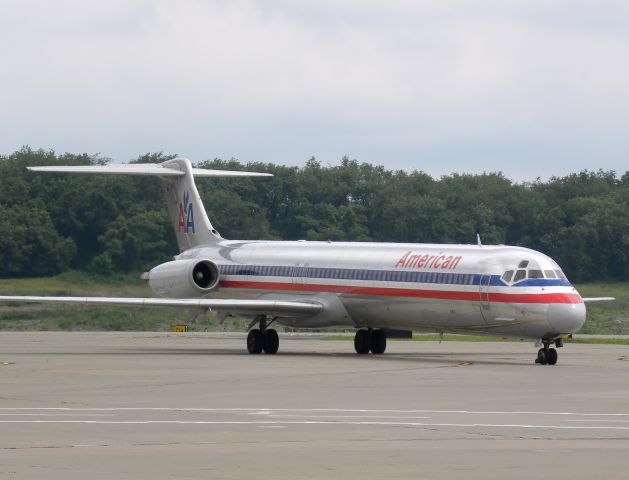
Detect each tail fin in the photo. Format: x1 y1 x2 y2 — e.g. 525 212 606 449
28 157 272 252
161 158 219 250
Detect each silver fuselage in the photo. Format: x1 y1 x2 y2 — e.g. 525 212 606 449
174 240 586 339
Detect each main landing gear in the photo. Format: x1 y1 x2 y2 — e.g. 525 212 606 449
247 315 279 354
354 328 387 355
535 338 563 366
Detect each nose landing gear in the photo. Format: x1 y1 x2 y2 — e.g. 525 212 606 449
535 338 562 365
536 347 557 365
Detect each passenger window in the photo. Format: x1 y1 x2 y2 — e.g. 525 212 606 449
513 270 526 282
544 270 556 279
528 270 544 279
501 270 514 282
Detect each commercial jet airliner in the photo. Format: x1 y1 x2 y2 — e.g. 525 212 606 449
0 158 613 365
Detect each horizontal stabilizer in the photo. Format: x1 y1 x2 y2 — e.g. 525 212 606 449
27 161 272 178
190 168 272 177
0 296 321 317
582 297 616 303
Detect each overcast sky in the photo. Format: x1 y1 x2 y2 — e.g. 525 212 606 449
1 0 628 180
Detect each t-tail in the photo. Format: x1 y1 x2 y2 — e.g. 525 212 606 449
28 157 272 252
160 158 221 250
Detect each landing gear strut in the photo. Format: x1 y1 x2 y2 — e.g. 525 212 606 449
354 328 387 355
535 339 560 366
247 315 279 354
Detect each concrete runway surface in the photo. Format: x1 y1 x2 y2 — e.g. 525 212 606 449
1 332 629 479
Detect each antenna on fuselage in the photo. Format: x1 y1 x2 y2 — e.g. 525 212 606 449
477 233 483 247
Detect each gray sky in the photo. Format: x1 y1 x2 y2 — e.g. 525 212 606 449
1 0 628 180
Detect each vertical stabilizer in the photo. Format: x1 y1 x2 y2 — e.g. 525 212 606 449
160 158 221 251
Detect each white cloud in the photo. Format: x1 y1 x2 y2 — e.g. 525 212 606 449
1 0 628 179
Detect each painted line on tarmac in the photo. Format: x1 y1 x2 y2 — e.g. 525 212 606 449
0 413 114 417
566 419 629 423
2 420 629 430
1 407 629 417
260 414 432 419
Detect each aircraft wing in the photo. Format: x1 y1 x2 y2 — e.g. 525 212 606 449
582 297 616 303
0 296 321 317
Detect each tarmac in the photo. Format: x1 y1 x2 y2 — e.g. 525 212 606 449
1 332 629 479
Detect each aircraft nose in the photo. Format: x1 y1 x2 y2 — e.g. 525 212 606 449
547 302 586 334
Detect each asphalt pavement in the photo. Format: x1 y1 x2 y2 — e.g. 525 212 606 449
1 332 628 479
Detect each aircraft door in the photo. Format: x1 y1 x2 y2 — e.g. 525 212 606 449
289 249 308 286
292 263 305 286
479 274 491 321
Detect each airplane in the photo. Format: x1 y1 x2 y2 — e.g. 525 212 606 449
0 158 614 365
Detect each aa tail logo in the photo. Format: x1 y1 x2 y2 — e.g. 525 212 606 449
178 191 195 233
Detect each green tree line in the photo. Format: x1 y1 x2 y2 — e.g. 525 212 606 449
1 147 628 282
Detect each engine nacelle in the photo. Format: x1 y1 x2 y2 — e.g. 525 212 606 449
147 259 220 298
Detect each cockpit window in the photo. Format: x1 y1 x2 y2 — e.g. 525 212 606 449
528 270 544 279
518 260 529 268
544 270 557 279
555 269 566 280
513 269 526 282
501 270 514 282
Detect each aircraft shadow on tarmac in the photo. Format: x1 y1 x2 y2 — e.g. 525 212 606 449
10 347 536 366
131 348 534 366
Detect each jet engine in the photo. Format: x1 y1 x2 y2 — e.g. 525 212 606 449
146 259 220 298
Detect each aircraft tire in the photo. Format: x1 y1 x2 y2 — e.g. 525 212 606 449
263 329 279 354
247 329 263 354
370 329 387 354
535 348 548 365
354 329 371 354
547 348 558 365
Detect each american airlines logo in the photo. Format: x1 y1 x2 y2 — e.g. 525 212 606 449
177 191 195 234
395 251 462 270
